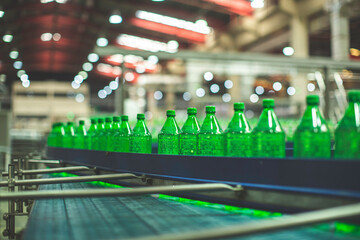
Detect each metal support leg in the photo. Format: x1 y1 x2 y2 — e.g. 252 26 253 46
16 158 24 214
3 164 16 239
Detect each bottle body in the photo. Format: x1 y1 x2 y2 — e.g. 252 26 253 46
85 120 97 150
224 131 252 157
252 131 285 158
47 123 65 147
63 123 75 148
130 114 152 154
197 106 224 156
252 100 285 158
74 121 87 149
224 103 252 157
334 95 360 159
294 97 331 158
158 111 180 155
114 116 132 152
129 135 152 153
99 118 112 151
179 109 200 155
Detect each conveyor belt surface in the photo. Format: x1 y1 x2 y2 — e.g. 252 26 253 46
23 182 359 240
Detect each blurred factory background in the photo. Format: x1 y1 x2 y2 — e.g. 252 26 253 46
0 0 360 165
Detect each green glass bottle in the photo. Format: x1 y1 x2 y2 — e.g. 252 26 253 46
74 120 87 149
63 122 75 148
99 117 112 151
224 102 252 157
252 99 285 158
294 95 331 158
113 115 132 152
109 116 121 151
197 106 224 156
93 118 105 150
334 90 360 159
179 108 200 155
47 123 65 147
129 113 152 153
85 119 97 150
158 110 181 154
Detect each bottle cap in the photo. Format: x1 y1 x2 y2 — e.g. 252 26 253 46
263 99 275 108
205 106 216 113
52 123 57 128
187 107 197 115
348 90 360 102
98 118 104 123
58 122 64 126
105 117 112 122
166 110 176 117
67 122 74 125
306 95 319 105
90 119 97 124
234 102 245 111
121 115 128 121
113 116 120 122
79 120 85 125
137 113 145 119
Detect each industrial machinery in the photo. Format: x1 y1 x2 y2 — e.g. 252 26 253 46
1 148 360 240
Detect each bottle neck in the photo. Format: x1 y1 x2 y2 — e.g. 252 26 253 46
255 107 283 132
120 121 132 134
226 110 250 132
200 112 222 133
160 116 180 134
134 119 150 134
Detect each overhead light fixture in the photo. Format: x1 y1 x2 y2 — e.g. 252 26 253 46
135 10 211 34
0 9 4 18
3 33 13 43
82 62 93 72
53 33 61 41
117 34 178 53
96 37 108 47
251 0 264 8
283 46 294 56
87 53 99 62
13 61 23 70
9 50 19 59
41 33 52 41
109 12 123 24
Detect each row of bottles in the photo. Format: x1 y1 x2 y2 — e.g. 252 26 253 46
48 91 360 159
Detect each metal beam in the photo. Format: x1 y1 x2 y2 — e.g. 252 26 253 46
0 173 137 187
94 46 360 69
0 183 241 200
129 202 360 240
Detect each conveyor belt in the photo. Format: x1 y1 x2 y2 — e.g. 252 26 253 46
22 182 359 240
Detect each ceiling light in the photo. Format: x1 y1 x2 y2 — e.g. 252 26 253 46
147 55 159 64
203 72 213 81
41 33 52 41
307 83 316 92
196 88 205 97
183 92 191 101
71 81 80 89
17 70 26 78
87 53 99 62
283 47 294 56
98 90 107 99
224 80 233 89
13 61 22 69
222 93 231 102
3 34 13 43
82 62 93 71
109 14 122 24
154 90 163 100
53 33 61 41
22 80 30 88
74 75 84 84
251 0 264 8
0 10 4 18
96 37 108 47
104 86 112 95
78 71 88 79
210 84 220 93
9 50 19 59
287 87 296 96
75 93 85 103
109 81 119 90
117 34 178 53
273 82 282 91
20 74 28 81
250 94 259 103
135 10 211 34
